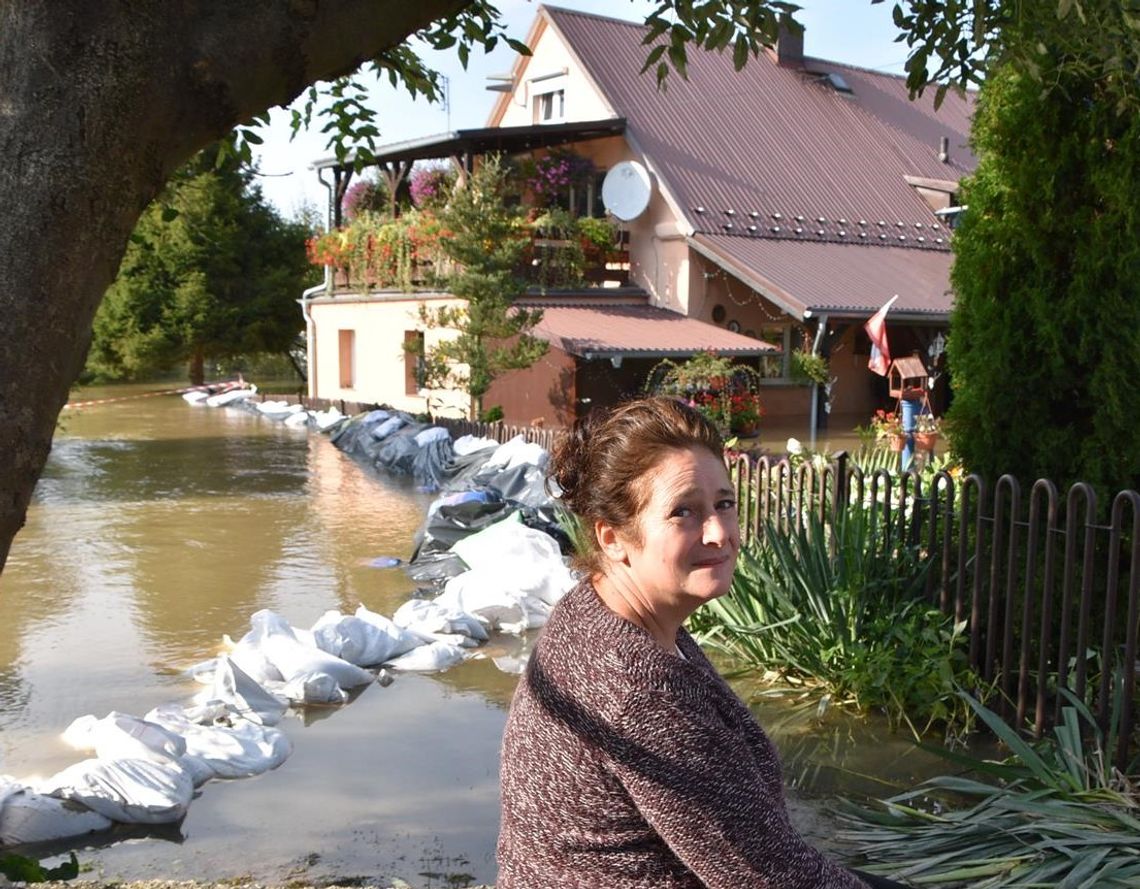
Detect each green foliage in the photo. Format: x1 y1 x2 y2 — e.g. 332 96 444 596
530 207 586 290
88 145 314 384
0 852 79 883
789 350 829 385
414 157 547 418
307 208 449 291
478 404 504 423
838 688 1140 887
692 506 983 737
947 61 1140 492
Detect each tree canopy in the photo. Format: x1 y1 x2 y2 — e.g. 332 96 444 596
946 56 1140 493
87 149 314 385
0 0 1126 572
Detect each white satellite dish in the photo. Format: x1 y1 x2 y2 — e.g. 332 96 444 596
602 161 652 221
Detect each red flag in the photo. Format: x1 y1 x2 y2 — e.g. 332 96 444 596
864 295 898 376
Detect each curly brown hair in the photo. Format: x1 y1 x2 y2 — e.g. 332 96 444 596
549 396 724 576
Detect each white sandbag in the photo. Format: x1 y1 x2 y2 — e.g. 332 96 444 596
452 434 499 456
354 605 423 657
283 410 312 428
205 387 256 407
0 777 111 845
383 641 466 672
313 406 344 431
182 390 210 405
42 757 194 825
311 609 419 666
197 657 287 726
370 415 406 439
392 599 488 642
243 610 373 689
223 635 284 686
361 409 390 425
146 705 292 782
435 575 525 629
414 426 450 447
492 654 530 675
278 672 348 705
61 712 186 763
484 435 549 472
450 520 575 606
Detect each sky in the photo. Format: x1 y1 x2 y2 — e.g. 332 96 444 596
253 0 907 220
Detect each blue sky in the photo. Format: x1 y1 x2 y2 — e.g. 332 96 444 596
254 0 906 218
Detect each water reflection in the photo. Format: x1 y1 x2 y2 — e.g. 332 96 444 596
0 388 951 887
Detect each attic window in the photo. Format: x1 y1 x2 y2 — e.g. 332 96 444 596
823 72 852 93
534 89 566 124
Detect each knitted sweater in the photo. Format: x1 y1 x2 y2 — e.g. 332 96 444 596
497 580 868 889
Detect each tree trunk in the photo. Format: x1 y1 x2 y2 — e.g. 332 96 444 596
189 348 205 387
0 0 469 572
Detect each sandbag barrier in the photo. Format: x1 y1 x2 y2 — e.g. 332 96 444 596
0 394 578 851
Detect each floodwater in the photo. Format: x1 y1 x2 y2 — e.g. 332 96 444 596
0 386 948 887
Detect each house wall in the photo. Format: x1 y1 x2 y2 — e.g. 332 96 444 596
307 294 471 417
495 19 614 128
483 344 578 428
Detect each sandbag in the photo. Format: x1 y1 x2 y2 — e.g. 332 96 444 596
383 641 466 672
198 657 287 726
61 712 186 763
392 598 488 643
0 778 112 845
450 519 575 606
42 757 194 825
311 608 420 666
241 610 373 690
452 434 498 456
146 704 292 782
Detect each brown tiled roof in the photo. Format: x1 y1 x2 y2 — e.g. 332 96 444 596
544 5 974 255
691 234 954 319
525 303 778 357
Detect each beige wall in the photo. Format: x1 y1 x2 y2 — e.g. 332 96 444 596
494 18 614 128
307 294 472 417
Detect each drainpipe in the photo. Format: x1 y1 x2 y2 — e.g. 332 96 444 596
807 312 828 448
300 167 338 400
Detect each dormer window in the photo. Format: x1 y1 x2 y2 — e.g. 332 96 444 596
534 88 565 124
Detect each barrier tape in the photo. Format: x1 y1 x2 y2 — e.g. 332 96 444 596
63 379 249 410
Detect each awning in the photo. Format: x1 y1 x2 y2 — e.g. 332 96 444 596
527 303 778 360
689 234 955 322
312 118 627 171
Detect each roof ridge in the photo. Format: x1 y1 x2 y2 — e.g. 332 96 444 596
540 4 646 28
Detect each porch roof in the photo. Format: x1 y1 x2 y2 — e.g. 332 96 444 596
689 234 955 322
312 118 626 171
524 302 778 359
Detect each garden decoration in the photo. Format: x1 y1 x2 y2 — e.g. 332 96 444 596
888 355 932 469
646 351 765 437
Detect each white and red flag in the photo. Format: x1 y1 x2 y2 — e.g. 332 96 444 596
864 295 899 376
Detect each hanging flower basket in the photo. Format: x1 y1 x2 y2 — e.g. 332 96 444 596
888 433 907 453
914 431 939 452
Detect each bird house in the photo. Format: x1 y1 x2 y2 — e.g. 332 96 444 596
889 355 928 400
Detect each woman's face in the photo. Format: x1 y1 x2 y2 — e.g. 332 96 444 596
614 446 740 608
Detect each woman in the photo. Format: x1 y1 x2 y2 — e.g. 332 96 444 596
498 397 903 888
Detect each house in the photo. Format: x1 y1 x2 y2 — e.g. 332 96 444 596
303 4 975 429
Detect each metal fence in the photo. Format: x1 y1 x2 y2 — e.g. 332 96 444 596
309 406 1138 764
727 450 1140 769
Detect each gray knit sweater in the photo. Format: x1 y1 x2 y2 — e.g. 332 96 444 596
497 580 868 889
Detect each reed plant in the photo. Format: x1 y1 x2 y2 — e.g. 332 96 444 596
837 688 1140 887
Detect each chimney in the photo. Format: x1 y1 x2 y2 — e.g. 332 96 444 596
775 14 804 68
939 135 950 163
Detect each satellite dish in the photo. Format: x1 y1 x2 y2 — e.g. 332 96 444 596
602 161 652 221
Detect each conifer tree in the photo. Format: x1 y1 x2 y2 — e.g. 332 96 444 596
414 156 547 419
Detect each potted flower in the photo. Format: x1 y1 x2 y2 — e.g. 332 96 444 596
729 391 763 437
914 412 940 451
869 409 905 451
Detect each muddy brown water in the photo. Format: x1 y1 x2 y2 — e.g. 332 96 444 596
0 386 948 887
